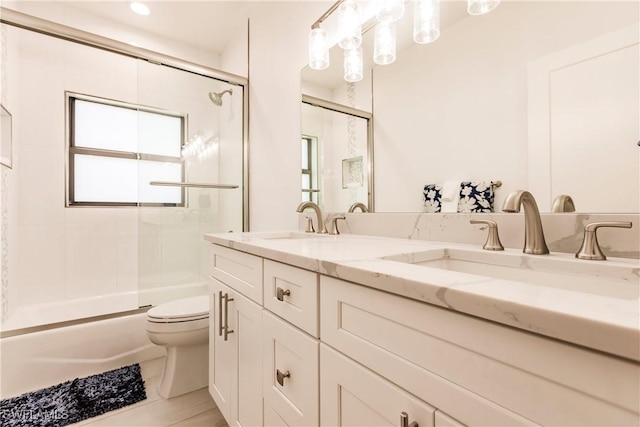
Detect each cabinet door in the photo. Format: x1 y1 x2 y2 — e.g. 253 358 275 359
320 344 435 427
209 278 233 423
263 311 319 426
209 278 263 427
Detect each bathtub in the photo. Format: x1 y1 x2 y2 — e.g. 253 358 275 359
0 282 209 399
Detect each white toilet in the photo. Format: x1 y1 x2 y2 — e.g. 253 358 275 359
145 295 210 399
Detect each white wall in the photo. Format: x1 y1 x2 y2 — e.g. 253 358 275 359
373 1 639 213
247 1 330 231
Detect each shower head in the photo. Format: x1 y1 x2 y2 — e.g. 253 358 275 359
208 89 233 106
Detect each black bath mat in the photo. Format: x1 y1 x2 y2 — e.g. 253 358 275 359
0 363 147 427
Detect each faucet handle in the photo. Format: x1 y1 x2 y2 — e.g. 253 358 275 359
576 221 632 260
330 216 346 235
304 216 315 233
470 220 504 251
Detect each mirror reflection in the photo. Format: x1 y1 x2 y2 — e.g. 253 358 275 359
302 0 639 213
301 97 371 212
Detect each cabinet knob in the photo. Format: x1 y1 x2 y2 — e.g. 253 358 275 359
276 369 290 386
276 287 291 301
400 412 418 427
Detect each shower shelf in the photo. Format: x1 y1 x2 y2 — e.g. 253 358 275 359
149 181 239 189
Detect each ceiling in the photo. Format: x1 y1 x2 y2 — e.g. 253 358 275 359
63 1 261 53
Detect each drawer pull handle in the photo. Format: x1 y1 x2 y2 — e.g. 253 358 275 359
276 369 290 386
223 293 234 341
400 412 418 427
276 287 291 301
217 291 224 337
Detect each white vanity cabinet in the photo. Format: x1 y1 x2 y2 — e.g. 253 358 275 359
320 275 639 427
208 246 263 427
207 239 639 427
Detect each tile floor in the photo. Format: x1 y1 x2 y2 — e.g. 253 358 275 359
71 357 228 427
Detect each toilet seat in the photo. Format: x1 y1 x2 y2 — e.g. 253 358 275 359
147 295 209 324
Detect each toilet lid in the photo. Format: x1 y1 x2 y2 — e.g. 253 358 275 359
147 295 209 322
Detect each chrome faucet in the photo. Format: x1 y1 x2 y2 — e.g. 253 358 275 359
502 190 549 255
551 194 576 213
296 201 327 234
348 202 369 213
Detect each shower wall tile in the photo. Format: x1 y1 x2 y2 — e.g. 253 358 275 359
64 41 137 103
64 220 119 299
15 224 65 306
17 146 65 226
116 210 139 293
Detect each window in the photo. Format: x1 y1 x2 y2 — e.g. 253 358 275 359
301 135 318 203
67 93 185 206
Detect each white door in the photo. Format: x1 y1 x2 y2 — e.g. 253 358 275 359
528 24 639 212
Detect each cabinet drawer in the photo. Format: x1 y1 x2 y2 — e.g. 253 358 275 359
264 260 319 337
321 344 435 427
321 276 639 426
209 244 263 304
263 311 319 426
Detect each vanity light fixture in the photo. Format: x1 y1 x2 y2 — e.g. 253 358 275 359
308 0 499 82
414 0 440 44
467 0 500 16
130 2 150 16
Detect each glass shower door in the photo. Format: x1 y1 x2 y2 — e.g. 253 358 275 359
136 60 245 307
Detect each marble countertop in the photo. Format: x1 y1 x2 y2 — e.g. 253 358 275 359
204 231 640 362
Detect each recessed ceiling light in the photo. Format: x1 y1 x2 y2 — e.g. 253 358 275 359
130 2 150 16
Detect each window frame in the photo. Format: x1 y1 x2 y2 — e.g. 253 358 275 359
301 134 318 204
66 92 186 207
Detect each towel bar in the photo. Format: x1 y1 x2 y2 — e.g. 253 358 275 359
149 181 238 189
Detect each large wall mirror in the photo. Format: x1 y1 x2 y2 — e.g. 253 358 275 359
302 0 639 214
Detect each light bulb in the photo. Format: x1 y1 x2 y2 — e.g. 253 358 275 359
130 2 150 16
338 0 362 50
308 27 329 70
374 21 396 65
467 0 500 15
344 47 363 82
376 0 404 22
414 0 440 44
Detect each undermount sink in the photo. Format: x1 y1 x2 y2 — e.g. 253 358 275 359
251 231 331 240
384 248 639 299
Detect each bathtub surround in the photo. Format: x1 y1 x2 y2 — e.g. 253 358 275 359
0 364 146 427
0 9 247 333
